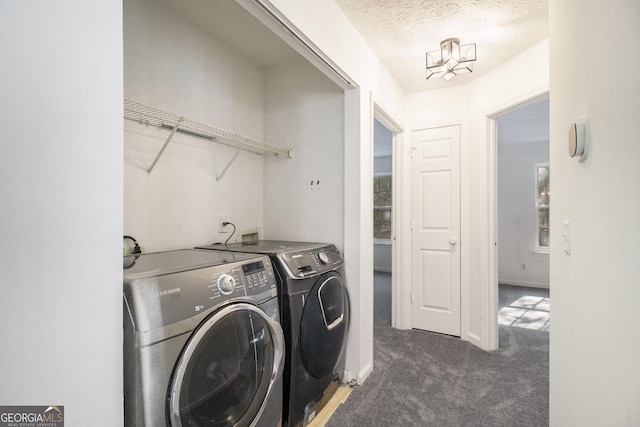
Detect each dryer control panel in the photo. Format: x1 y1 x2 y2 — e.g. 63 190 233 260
277 244 344 279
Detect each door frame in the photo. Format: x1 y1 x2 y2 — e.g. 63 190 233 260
486 90 550 349
373 103 404 329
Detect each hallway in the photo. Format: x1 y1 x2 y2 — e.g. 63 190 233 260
325 273 549 426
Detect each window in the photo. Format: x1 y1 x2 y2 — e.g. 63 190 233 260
373 174 392 241
535 163 550 252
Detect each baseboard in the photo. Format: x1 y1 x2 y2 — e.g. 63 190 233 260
357 362 373 385
499 280 549 289
465 331 490 350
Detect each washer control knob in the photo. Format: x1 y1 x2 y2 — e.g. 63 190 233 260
217 274 236 295
318 251 330 265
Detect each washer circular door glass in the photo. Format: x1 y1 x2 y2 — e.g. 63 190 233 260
299 272 349 378
168 303 283 427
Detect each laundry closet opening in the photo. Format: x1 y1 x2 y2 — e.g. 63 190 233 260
373 118 394 328
124 0 346 252
495 96 550 333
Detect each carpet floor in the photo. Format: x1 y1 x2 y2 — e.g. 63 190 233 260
325 273 549 427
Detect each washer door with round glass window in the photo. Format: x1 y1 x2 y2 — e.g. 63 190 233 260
167 303 284 427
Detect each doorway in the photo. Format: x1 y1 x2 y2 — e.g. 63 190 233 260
371 105 404 331
373 118 393 328
494 95 550 335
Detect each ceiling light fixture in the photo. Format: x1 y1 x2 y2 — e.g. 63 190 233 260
426 38 477 81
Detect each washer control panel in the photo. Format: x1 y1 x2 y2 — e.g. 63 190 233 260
278 245 344 278
207 268 245 302
124 253 276 331
217 273 236 294
242 259 276 296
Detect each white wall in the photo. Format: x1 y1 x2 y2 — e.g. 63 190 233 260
498 140 549 288
373 244 392 272
549 0 640 425
124 0 266 251
257 0 407 383
263 59 345 245
263 0 406 117
374 156 392 174
406 39 549 349
0 1 123 425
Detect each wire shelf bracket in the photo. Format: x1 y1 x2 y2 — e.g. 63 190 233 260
124 99 293 175
216 150 241 182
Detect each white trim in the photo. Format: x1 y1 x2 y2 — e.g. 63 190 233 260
373 102 406 330
342 87 366 389
484 89 550 118
499 280 550 289
236 0 357 90
533 247 550 255
466 332 484 348
374 103 404 133
373 238 392 245
357 362 373 384
485 117 499 351
459 119 471 346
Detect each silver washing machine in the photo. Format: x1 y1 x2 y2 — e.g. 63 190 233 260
123 249 284 427
196 241 350 427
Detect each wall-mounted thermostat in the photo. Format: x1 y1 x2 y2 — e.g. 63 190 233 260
568 118 588 162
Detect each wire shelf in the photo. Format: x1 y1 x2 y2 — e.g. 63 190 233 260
124 99 293 163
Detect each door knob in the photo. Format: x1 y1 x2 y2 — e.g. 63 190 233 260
449 237 458 245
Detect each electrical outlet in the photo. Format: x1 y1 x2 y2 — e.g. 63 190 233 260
218 215 229 233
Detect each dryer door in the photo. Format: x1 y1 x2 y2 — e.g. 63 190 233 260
299 272 350 378
168 303 284 427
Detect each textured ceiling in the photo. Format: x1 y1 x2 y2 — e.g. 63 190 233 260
334 0 549 93
154 0 548 94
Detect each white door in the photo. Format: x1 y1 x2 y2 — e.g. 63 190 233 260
412 125 461 336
